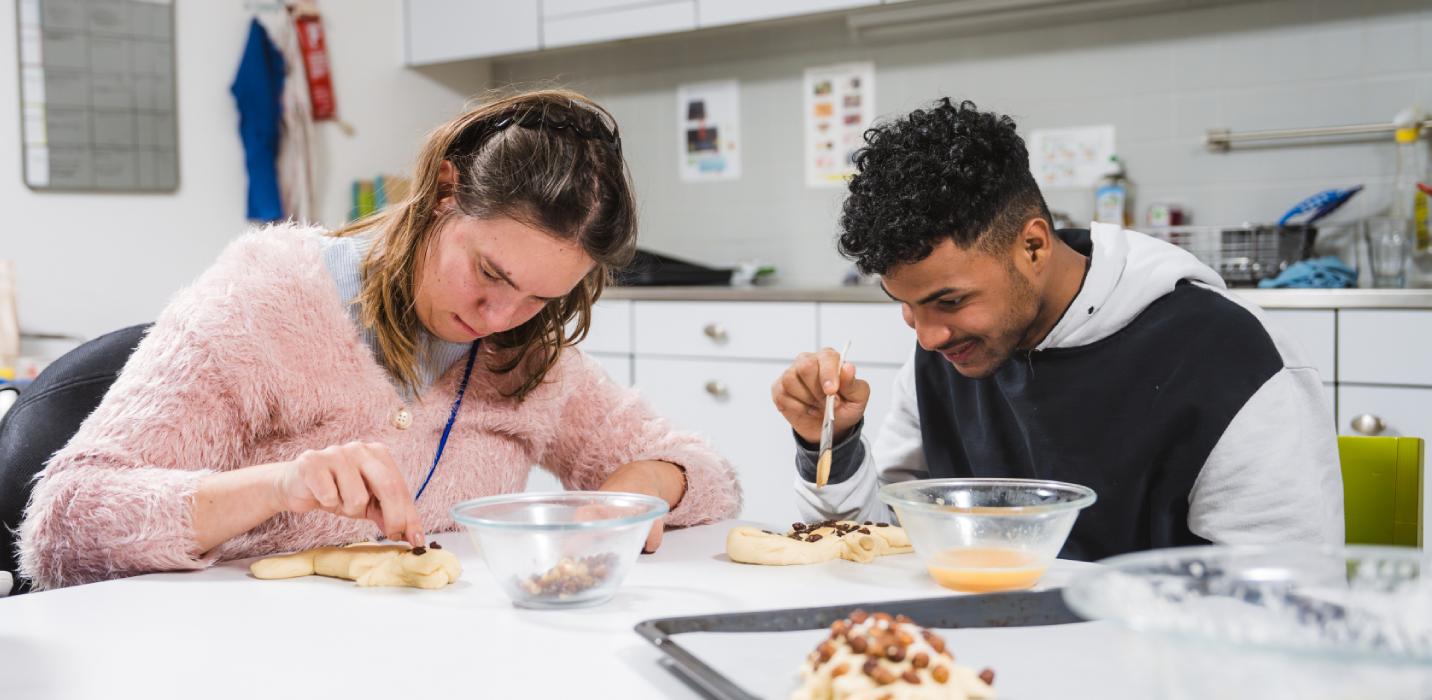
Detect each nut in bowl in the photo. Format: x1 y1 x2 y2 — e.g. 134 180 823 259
878 478 1096 593
450 491 667 609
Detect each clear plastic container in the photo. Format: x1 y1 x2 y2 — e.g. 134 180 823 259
878 478 1096 593
451 491 666 609
1064 545 1432 700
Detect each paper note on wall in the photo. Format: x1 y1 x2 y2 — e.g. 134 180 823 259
678 80 742 182
1027 125 1116 189
804 62 876 188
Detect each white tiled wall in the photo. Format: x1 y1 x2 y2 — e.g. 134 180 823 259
496 0 1432 286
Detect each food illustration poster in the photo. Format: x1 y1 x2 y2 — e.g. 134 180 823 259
804 62 875 188
678 80 742 182
1027 125 1116 189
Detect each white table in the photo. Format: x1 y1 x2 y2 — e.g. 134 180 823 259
0 524 1125 699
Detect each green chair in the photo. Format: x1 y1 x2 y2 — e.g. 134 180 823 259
1338 436 1423 547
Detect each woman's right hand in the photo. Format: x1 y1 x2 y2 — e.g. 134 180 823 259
270 442 425 546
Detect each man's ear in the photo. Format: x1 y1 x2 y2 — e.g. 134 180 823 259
1020 216 1054 271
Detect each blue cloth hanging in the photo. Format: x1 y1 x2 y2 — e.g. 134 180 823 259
230 19 286 222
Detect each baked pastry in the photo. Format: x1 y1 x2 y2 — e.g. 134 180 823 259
727 520 912 565
792 609 996 700
250 541 461 589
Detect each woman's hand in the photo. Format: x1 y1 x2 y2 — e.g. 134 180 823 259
270 442 425 546
596 460 687 553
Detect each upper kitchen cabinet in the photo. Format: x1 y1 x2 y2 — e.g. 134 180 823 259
404 0 539 65
696 0 878 29
543 1 696 50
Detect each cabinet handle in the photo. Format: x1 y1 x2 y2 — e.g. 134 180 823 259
703 323 729 344
1350 414 1386 436
704 381 729 400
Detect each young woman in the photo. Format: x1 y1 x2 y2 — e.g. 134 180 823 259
18 90 741 590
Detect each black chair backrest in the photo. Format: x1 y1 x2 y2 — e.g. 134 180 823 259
0 324 150 592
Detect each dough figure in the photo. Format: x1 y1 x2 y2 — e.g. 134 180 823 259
727 520 912 565
250 541 461 589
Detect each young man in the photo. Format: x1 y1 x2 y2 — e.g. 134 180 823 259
772 99 1342 561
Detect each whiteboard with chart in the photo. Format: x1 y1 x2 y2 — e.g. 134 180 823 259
16 0 177 192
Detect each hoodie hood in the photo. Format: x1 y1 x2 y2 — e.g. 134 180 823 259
1037 222 1224 351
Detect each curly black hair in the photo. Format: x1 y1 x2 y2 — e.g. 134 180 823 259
838 99 1051 275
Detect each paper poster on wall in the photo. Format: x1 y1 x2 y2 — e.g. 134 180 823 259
1027 125 1116 189
678 80 741 182
804 62 875 189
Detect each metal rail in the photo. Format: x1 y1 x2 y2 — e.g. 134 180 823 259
1206 119 1432 151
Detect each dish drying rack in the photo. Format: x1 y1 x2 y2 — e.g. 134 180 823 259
1146 225 1318 287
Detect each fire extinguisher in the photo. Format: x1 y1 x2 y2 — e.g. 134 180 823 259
292 5 336 122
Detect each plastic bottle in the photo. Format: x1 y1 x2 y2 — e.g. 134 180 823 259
1392 114 1428 250
1094 155 1133 227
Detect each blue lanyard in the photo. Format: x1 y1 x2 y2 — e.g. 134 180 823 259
414 341 480 502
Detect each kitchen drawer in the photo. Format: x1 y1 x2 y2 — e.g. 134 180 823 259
587 351 632 387
1339 310 1432 387
573 300 631 354
819 302 915 367
1338 385 1432 440
634 356 800 526
1262 309 1335 384
542 1 695 49
543 0 647 17
633 301 816 360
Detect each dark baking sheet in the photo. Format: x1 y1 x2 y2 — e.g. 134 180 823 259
634 589 1085 700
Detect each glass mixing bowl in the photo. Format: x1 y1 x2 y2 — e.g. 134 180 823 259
879 478 1096 592
1064 544 1432 699
451 491 666 609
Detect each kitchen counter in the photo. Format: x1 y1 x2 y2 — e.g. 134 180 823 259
604 286 1432 309
0 524 1125 699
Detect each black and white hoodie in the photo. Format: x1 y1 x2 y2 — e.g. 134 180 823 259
794 223 1344 561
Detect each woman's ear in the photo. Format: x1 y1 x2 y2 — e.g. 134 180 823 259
436 159 458 208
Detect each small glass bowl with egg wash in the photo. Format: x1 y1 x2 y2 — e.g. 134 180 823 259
879 478 1096 593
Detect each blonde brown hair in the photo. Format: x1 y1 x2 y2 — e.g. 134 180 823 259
333 89 637 399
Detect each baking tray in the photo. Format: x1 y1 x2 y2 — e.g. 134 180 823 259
634 589 1085 700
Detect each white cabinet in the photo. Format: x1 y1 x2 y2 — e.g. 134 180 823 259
1263 309 1336 385
633 301 816 360
547 296 1432 533
577 300 632 354
697 0 877 28
818 302 914 366
1338 385 1432 440
542 1 696 50
403 0 539 65
587 352 633 386
817 302 914 446
635 356 799 527
1339 310 1432 387
859 365 901 444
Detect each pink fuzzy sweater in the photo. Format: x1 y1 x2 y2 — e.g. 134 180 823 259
17 225 741 590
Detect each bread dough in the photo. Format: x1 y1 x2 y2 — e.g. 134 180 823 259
727 521 912 566
250 541 461 589
791 610 996 700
